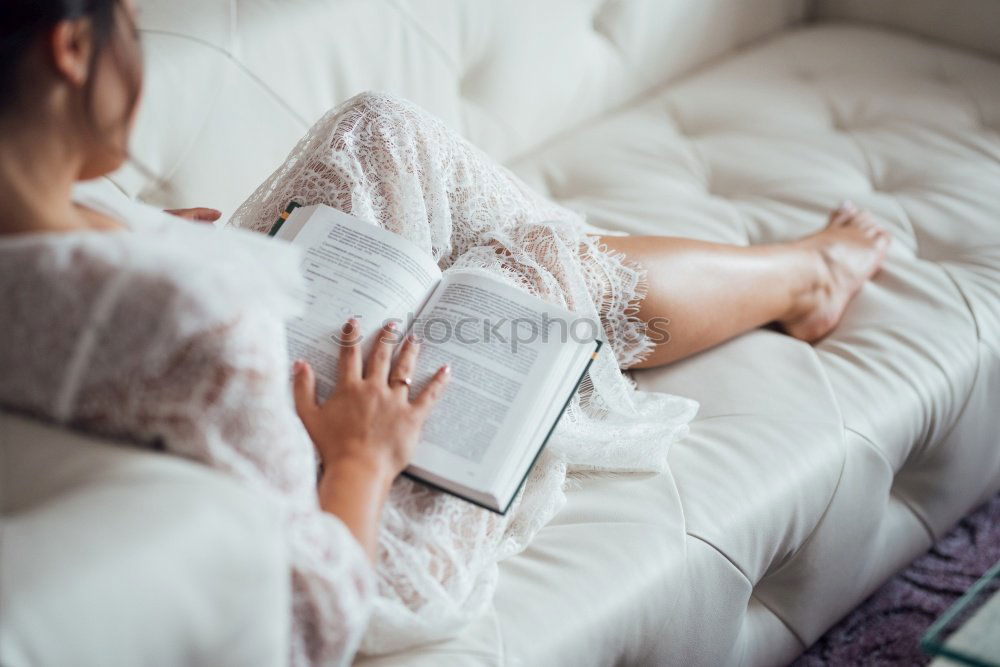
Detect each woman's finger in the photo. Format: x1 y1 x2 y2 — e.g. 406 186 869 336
337 318 362 384
292 359 317 419
390 334 420 390
412 364 451 413
829 201 855 226
189 207 222 221
365 321 399 381
164 207 222 223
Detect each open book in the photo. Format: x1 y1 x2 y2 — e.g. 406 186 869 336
271 203 600 514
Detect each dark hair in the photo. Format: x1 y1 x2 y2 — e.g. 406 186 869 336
0 0 138 121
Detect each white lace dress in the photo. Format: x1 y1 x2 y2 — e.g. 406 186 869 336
0 91 697 665
229 92 698 655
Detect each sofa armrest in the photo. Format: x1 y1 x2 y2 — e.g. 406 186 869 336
0 412 290 667
813 0 1000 59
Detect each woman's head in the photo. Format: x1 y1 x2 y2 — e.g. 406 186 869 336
0 0 143 179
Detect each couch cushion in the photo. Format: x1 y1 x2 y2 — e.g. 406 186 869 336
0 413 290 667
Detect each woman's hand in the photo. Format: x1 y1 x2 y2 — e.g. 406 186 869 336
291 319 450 557
294 318 450 476
164 207 222 223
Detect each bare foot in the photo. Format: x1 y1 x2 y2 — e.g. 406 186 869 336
780 202 891 342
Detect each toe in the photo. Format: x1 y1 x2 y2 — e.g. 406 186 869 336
829 200 858 224
847 211 875 230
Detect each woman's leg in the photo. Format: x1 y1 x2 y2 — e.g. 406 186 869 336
231 91 891 372
603 201 891 368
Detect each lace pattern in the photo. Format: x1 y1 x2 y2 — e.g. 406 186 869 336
230 92 699 655
0 222 373 667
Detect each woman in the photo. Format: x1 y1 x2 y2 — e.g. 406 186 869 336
0 0 890 665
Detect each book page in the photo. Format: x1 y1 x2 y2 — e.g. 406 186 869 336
279 205 441 399
407 270 593 489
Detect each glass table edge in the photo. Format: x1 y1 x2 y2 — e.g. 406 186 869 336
921 559 1000 665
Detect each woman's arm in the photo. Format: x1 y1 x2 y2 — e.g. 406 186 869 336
292 319 450 560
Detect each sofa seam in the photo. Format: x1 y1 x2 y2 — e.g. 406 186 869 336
385 0 461 71
385 0 525 145
133 29 311 196
924 259 995 410
889 340 998 540
843 425 894 471
890 490 936 545
683 534 811 650
764 432 848 582
750 426 898 652
690 412 843 426
936 262 984 347
140 29 311 128
844 427 937 543
685 533 753 587
749 591 809 650
752 346 849 580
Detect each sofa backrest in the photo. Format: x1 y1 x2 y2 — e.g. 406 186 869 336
813 0 1000 60
113 0 808 216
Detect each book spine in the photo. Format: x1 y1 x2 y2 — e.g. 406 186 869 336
497 338 603 515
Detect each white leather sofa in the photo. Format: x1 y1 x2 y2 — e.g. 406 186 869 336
3 1 999 665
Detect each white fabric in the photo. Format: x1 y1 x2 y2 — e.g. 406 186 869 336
229 90 698 653
0 200 375 666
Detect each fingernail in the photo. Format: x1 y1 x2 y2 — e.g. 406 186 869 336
839 199 856 212
442 364 451 375
343 319 355 334
292 360 304 374
408 333 422 345
386 321 396 330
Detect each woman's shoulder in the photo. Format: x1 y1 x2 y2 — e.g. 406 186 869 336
0 222 306 391
4 219 302 315
124 220 306 325
0 223 304 420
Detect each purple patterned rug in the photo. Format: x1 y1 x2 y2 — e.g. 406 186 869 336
793 492 1000 666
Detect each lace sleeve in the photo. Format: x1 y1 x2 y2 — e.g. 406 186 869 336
57 228 375 667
